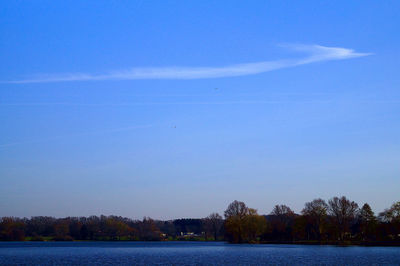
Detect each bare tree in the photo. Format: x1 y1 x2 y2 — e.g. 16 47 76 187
302 199 328 240
358 203 376 241
224 200 248 219
379 201 400 240
271 205 295 217
224 200 249 243
269 205 295 241
379 201 400 222
204 213 223 241
328 196 359 241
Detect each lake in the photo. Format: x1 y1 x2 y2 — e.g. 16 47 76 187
1 241 400 265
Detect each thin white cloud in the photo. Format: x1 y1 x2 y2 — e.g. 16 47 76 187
4 44 370 84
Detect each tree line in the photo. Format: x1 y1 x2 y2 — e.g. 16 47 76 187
1 196 399 245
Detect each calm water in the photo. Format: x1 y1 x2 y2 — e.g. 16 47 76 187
1 241 400 265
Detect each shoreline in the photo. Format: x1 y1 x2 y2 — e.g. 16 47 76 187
4 239 400 247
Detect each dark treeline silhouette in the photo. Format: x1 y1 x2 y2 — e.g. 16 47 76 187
1 197 399 245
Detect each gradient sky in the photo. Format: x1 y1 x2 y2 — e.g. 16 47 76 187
1 1 399 220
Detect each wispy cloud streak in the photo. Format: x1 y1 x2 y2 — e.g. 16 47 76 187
4 44 370 84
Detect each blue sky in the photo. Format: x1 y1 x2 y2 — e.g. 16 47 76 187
0 1 399 219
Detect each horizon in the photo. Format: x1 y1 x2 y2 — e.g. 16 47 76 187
1 1 400 220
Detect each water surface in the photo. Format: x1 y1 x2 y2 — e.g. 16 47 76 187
1 241 399 265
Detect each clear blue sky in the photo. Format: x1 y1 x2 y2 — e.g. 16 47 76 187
1 1 399 219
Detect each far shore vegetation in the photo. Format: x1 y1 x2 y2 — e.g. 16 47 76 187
1 197 400 246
